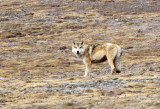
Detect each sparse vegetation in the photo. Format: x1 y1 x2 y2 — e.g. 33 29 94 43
0 0 160 108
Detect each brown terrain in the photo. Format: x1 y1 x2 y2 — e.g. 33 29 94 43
0 0 160 109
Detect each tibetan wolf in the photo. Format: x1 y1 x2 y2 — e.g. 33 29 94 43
72 40 122 77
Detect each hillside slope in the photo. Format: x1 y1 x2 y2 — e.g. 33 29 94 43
0 0 160 108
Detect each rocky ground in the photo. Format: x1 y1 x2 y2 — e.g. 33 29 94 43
0 0 160 109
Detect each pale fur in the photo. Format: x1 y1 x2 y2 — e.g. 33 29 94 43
72 41 122 77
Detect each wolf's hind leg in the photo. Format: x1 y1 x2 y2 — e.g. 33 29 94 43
108 58 116 74
115 54 121 73
107 47 117 74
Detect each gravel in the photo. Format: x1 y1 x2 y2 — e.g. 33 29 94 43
21 79 125 94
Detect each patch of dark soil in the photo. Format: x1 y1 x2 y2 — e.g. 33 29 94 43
101 89 125 96
23 104 53 109
0 31 25 39
59 46 67 50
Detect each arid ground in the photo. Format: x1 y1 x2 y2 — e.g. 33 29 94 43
0 0 160 109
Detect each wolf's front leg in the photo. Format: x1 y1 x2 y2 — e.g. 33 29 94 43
84 63 91 77
83 57 91 77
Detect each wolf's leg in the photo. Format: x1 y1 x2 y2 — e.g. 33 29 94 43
108 58 115 74
84 63 91 77
83 58 91 77
115 53 122 73
107 47 117 74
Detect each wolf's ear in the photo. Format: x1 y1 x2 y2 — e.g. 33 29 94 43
81 40 84 45
73 41 75 45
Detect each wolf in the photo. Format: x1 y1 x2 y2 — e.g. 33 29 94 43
72 40 122 77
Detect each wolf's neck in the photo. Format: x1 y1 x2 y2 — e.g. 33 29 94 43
82 45 90 58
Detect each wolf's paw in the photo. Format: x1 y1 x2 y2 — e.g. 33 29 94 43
116 70 121 73
84 74 88 77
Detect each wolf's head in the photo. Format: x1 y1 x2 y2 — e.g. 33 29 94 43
72 40 85 57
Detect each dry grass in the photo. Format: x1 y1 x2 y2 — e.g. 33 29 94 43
0 0 160 109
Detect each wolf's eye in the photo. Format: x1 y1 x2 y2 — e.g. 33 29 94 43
80 46 82 48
